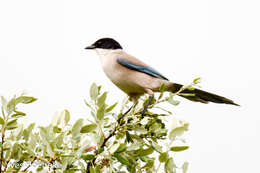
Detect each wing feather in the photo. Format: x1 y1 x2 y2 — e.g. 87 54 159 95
117 57 168 80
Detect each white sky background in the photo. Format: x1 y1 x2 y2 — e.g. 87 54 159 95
0 0 259 172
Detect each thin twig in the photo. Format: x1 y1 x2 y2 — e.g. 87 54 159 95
154 85 194 173
22 156 37 172
144 138 162 154
151 84 195 112
86 107 132 173
101 105 132 149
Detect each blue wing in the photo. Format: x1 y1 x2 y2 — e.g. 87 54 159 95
117 57 169 80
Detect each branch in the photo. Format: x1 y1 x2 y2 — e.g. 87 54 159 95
144 138 162 154
0 130 5 173
149 83 195 109
86 107 132 172
22 157 37 172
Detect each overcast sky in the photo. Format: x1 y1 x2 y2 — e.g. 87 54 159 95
0 0 259 172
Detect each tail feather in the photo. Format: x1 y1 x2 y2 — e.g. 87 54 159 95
171 83 239 106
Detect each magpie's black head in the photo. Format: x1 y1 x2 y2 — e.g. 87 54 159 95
85 38 123 50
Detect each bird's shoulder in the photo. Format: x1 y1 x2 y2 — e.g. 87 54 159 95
116 51 149 67
116 51 169 81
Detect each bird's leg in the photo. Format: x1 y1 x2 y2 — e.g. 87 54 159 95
141 89 154 116
118 95 138 125
141 96 153 116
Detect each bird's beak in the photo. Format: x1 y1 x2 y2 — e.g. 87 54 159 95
85 45 96 49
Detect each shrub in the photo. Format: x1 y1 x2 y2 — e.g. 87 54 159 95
0 82 195 173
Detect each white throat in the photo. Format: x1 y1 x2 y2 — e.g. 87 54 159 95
95 48 115 58
94 48 122 62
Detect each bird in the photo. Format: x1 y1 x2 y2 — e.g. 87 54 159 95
85 38 239 114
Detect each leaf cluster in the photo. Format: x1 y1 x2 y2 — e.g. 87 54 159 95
0 80 199 172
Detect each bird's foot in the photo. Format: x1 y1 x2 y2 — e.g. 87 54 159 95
141 96 154 116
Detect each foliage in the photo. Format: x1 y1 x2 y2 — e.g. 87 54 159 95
0 80 200 172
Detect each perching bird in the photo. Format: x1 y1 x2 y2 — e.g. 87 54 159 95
85 38 239 114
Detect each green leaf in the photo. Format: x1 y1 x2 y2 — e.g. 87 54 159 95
97 135 105 146
182 162 189 173
39 126 55 157
82 154 95 161
136 147 154 157
150 140 163 153
90 83 99 100
159 152 168 162
193 77 201 84
95 147 104 154
11 142 21 160
7 98 16 115
109 142 120 153
15 96 37 104
53 126 62 133
142 159 154 170
1 96 7 113
170 146 189 152
28 134 37 153
114 153 131 166
117 113 123 120
158 83 166 99
80 124 97 133
6 119 18 130
11 111 26 118
160 83 166 92
71 118 84 137
126 131 133 143
14 125 23 140
1 96 7 106
115 143 127 153
89 166 95 173
178 93 195 97
55 134 64 147
64 109 70 124
169 126 188 140
23 123 35 141
61 157 69 171
164 158 176 173
168 98 180 106
97 92 107 108
96 105 105 120
187 86 195 91
0 117 4 125
106 102 117 113
97 85 102 93
36 166 43 172
95 166 101 173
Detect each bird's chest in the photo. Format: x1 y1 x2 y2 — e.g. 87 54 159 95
101 57 125 83
97 50 144 94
